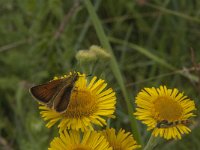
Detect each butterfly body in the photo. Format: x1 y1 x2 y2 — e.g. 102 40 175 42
156 120 190 128
30 72 79 113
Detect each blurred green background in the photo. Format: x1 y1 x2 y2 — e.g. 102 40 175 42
0 0 200 149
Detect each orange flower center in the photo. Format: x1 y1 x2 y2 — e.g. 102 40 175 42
64 89 98 118
153 96 183 121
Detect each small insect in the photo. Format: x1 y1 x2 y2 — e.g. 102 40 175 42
156 120 191 128
29 72 79 113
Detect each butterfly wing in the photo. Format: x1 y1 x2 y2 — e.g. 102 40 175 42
53 73 79 112
53 85 74 113
29 79 64 104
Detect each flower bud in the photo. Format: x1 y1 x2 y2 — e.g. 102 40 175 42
75 50 97 64
89 45 111 60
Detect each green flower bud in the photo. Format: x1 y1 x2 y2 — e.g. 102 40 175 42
76 50 97 64
89 45 111 60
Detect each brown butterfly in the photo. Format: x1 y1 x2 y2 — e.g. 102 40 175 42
29 72 79 113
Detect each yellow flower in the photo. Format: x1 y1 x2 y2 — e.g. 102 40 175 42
134 85 196 140
48 130 112 150
39 72 116 131
101 128 141 150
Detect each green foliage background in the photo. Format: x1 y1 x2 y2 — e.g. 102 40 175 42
0 0 200 149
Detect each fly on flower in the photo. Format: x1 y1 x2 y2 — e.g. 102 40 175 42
156 119 191 128
29 72 79 113
134 86 196 139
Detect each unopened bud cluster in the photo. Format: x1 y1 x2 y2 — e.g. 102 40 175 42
76 45 111 64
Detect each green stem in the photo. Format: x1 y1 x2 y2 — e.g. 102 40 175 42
145 2 200 24
84 0 142 145
144 135 161 150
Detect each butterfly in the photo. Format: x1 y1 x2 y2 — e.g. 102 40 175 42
29 72 79 113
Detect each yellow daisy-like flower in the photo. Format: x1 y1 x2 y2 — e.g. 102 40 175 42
49 130 112 150
39 72 116 131
101 128 141 150
134 85 196 140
